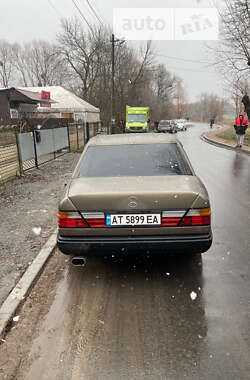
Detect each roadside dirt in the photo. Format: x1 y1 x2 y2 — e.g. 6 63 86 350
0 153 79 306
0 249 67 380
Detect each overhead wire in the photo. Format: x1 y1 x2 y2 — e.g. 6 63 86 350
90 0 110 26
155 53 219 73
47 0 63 19
70 1 218 75
71 0 94 33
163 63 217 74
155 53 208 65
85 0 105 26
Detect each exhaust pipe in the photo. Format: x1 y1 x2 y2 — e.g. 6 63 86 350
71 256 87 267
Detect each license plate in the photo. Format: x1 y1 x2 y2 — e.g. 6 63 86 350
106 214 161 226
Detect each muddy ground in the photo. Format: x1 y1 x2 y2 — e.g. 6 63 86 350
0 249 67 379
0 153 79 306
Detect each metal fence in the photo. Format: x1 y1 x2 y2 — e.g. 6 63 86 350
18 126 70 171
68 124 84 152
68 121 104 151
0 121 105 185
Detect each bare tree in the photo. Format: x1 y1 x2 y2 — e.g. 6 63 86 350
230 76 249 114
57 18 158 123
12 43 29 87
0 40 15 87
128 42 154 90
188 93 226 122
12 41 69 87
57 18 105 98
114 41 155 119
56 17 191 124
150 64 177 119
173 79 189 119
215 0 250 117
220 0 250 71
153 64 175 102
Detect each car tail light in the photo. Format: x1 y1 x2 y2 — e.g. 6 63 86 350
180 208 211 226
58 211 106 228
162 210 186 226
81 212 105 228
58 211 87 228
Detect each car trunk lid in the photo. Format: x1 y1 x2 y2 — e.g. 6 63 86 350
68 176 201 211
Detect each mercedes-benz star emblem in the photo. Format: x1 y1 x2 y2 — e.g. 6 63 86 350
128 196 138 208
128 201 137 208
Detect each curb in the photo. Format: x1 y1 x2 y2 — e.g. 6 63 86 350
202 133 250 156
0 230 57 338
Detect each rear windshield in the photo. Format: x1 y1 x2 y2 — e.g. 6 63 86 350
159 121 171 126
76 143 192 178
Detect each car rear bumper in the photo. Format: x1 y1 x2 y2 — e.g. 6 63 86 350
158 129 176 133
57 232 212 256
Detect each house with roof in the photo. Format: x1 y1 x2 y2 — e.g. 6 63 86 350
22 86 100 123
0 87 55 125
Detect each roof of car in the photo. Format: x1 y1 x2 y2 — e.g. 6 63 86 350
87 133 178 146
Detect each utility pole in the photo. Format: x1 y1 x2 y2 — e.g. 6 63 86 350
110 34 125 134
111 33 115 134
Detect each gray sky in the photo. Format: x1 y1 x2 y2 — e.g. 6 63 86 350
0 0 225 102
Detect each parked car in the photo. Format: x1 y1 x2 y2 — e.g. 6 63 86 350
57 133 212 261
158 120 177 133
175 119 187 131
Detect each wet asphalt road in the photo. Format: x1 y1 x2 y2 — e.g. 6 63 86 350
24 124 250 380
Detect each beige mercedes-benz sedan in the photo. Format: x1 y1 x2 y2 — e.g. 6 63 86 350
57 133 212 257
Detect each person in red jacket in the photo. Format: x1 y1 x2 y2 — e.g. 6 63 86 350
234 113 248 148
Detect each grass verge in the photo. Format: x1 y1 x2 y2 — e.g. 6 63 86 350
217 127 250 147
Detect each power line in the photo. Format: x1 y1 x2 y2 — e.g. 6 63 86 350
72 0 94 33
164 63 217 74
91 0 110 26
47 0 63 19
156 53 219 73
85 0 104 26
155 53 208 65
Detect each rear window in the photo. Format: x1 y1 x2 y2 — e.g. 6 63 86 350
76 143 192 178
159 121 171 126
